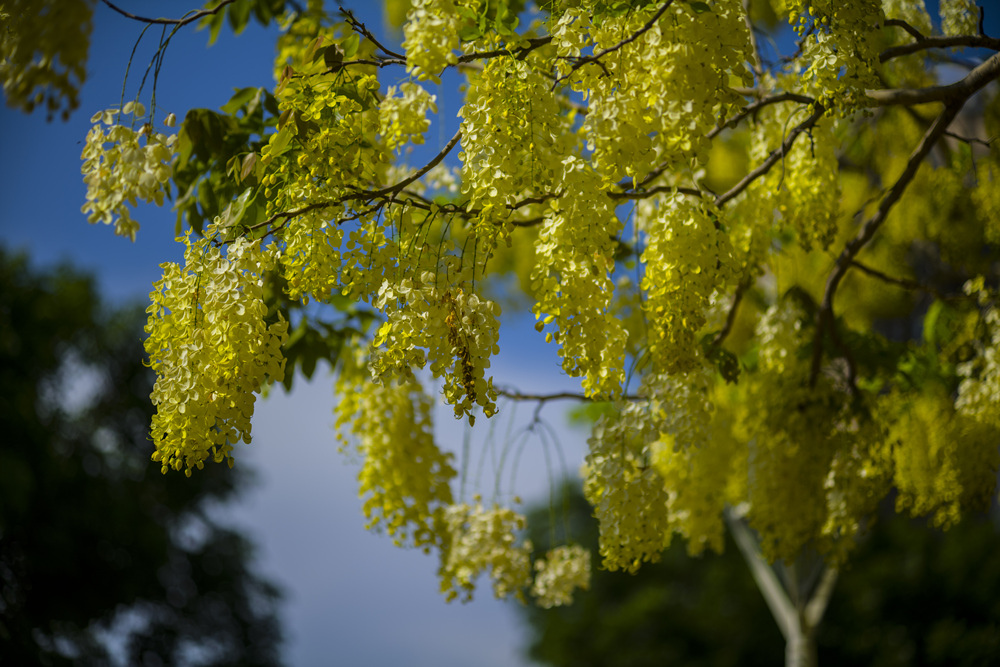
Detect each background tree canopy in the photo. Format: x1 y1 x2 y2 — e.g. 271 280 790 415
0 249 284 666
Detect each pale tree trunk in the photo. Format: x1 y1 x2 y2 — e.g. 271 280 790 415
725 507 838 667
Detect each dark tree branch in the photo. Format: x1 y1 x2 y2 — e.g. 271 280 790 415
849 259 944 297
498 388 640 403
879 32 1000 62
340 6 406 60
712 279 749 347
707 91 817 140
714 105 827 208
867 52 1000 105
810 101 969 385
101 0 238 27
883 18 926 41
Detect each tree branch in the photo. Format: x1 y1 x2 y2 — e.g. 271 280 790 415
707 91 817 140
340 6 406 60
849 259 944 297
712 279 748 347
101 0 237 27
498 388 640 402
879 25 1000 63
811 101 967 385
866 52 1000 105
714 105 826 208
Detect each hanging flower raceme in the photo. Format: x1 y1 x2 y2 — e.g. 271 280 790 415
144 233 288 475
438 500 532 602
531 545 591 608
81 102 176 241
334 363 457 550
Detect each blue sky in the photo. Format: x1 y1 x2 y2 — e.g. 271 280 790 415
0 2 588 665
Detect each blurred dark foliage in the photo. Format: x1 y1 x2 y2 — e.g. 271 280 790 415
523 481 1000 667
0 249 284 666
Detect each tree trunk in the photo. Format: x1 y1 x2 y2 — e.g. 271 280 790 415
725 507 837 667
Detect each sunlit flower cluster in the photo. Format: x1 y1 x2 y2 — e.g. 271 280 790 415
532 158 627 397
531 545 591 608
371 278 501 423
336 372 456 549
640 194 737 374
402 0 460 82
583 401 671 572
145 234 288 475
0 0 92 118
81 103 177 241
380 81 436 151
439 501 532 602
940 0 980 36
791 0 884 109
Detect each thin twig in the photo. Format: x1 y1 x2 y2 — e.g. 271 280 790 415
715 105 826 208
712 280 748 347
883 18 926 41
498 389 640 403
101 0 237 27
707 92 816 140
459 36 553 64
340 6 406 60
609 185 704 201
848 260 944 296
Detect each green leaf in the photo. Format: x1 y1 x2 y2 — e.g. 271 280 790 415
922 300 946 346
686 1 712 13
240 153 257 183
227 0 252 35
221 187 254 230
342 33 361 59
323 45 344 70
205 10 226 45
221 87 260 115
268 124 294 157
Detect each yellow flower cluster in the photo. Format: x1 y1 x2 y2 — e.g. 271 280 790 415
438 501 532 602
532 158 627 398
279 204 345 304
748 95 841 251
648 369 741 556
733 304 886 562
583 402 672 573
940 0 980 36
0 0 92 119
402 0 460 83
371 279 501 423
791 0 884 109
560 0 752 183
335 370 456 550
884 389 999 529
460 55 570 231
640 194 737 374
81 103 177 241
145 234 288 475
531 545 591 608
956 282 1000 432
379 82 437 151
